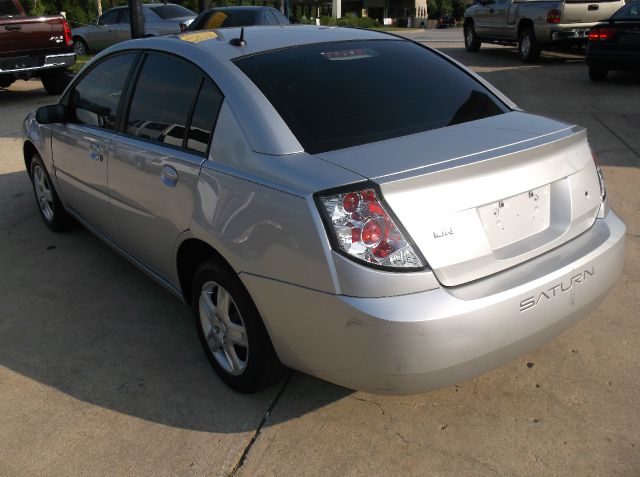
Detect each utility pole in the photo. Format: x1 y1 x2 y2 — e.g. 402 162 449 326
128 0 145 38
96 0 102 17
198 0 206 12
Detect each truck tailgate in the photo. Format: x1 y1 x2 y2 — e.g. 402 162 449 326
563 0 623 24
0 16 67 57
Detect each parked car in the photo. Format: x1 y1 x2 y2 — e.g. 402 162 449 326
71 2 196 55
24 26 625 395
0 0 74 94
437 14 456 28
464 0 625 62
586 0 640 81
187 6 290 31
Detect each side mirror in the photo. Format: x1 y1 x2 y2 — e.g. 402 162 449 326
36 105 68 124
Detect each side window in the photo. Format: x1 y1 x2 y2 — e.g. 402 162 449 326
118 7 130 24
98 9 119 25
126 54 202 148
265 10 279 25
68 53 137 130
187 80 224 154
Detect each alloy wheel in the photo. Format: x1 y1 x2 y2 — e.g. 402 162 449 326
33 165 54 222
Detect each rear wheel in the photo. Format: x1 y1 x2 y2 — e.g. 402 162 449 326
588 66 608 81
41 69 70 95
73 37 88 56
518 27 541 63
464 23 481 52
192 260 287 393
30 154 73 232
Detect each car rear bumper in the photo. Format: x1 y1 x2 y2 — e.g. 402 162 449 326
586 50 640 71
242 210 625 395
0 52 75 75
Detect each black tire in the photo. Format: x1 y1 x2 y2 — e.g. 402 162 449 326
73 37 88 56
589 66 608 81
191 260 287 393
0 76 14 88
30 154 73 232
518 26 541 63
464 23 481 52
40 69 70 95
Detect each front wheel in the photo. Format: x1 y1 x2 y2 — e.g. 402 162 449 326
589 66 608 81
192 260 287 393
40 69 70 95
73 37 88 56
30 154 73 232
464 24 481 52
518 27 541 63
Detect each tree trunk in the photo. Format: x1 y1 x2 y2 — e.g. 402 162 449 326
96 0 102 17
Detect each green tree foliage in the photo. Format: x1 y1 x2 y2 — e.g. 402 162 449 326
429 0 466 19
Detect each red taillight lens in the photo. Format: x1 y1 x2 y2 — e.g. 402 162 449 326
317 187 425 269
546 9 561 24
588 26 615 41
62 19 72 47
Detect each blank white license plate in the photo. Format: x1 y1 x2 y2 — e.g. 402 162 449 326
477 185 551 250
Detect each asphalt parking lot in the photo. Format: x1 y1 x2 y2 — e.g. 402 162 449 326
1 31 638 476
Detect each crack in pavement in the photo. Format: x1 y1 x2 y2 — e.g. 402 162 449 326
229 375 291 476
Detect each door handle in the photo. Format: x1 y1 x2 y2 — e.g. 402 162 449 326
5 25 22 31
161 165 178 187
89 143 102 161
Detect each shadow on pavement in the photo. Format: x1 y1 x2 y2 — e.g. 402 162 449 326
0 169 352 434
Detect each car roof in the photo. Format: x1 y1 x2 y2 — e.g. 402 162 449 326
205 6 278 11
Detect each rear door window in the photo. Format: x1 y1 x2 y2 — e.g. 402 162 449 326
125 53 223 154
98 8 119 25
149 4 194 18
234 39 508 154
126 54 201 146
67 53 137 130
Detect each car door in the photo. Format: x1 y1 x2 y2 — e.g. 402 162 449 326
485 0 514 38
108 52 223 280
89 8 120 50
114 7 133 44
472 0 495 36
51 52 139 238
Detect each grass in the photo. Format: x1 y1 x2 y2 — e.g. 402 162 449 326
70 54 93 74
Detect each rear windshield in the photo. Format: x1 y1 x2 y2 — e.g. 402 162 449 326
0 0 20 16
201 9 259 28
149 4 194 19
234 40 507 154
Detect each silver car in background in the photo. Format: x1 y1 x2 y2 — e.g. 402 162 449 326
71 2 196 55
23 27 625 395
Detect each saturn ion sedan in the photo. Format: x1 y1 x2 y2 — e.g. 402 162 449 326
24 26 625 394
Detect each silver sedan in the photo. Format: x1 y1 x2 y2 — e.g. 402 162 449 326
23 26 625 394
71 3 196 55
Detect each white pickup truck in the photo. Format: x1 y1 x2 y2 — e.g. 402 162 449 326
463 0 625 62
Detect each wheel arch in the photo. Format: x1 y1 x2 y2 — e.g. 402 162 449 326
23 140 38 179
517 18 534 37
464 17 474 28
176 237 237 305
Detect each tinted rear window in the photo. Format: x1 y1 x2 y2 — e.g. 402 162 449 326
0 0 21 16
612 1 639 19
150 5 194 19
200 9 259 28
235 40 507 154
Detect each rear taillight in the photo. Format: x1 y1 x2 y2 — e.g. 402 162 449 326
588 26 615 41
62 19 72 47
546 9 561 24
317 186 425 269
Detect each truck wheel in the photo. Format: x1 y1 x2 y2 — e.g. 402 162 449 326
73 38 88 56
41 69 70 95
518 27 541 63
588 67 608 81
464 24 481 52
0 77 14 89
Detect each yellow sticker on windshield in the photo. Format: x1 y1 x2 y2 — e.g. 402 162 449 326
180 31 218 43
205 12 228 29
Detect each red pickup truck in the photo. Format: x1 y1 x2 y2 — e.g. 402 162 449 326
0 0 75 94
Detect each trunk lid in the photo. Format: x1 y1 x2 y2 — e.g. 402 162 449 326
317 112 603 286
563 0 623 24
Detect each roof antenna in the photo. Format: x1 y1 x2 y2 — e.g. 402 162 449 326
229 27 246 47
